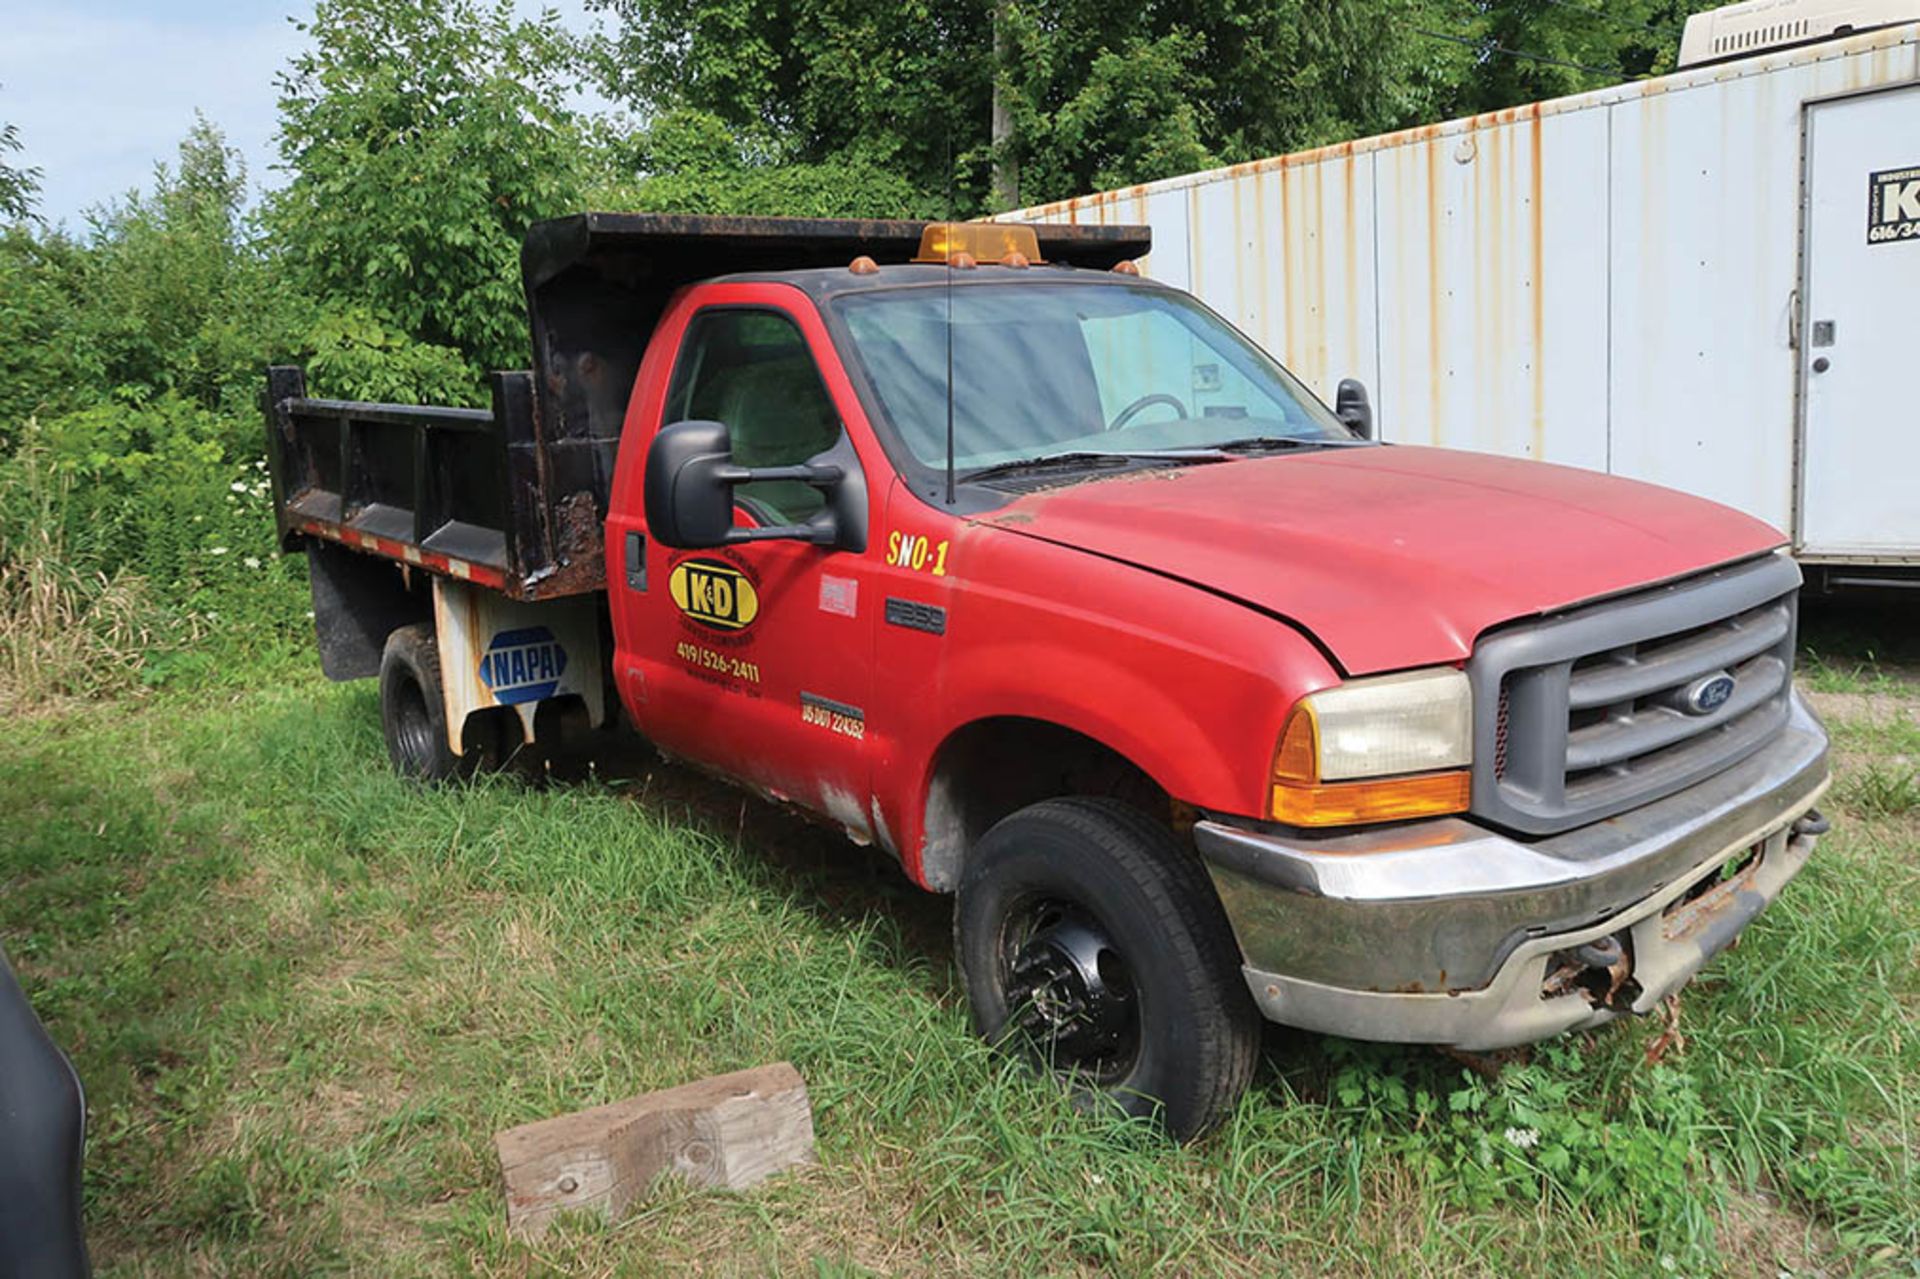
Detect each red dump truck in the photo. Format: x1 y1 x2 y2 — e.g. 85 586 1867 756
266 214 1831 1138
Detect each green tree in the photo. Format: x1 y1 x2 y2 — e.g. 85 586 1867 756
75 117 305 419
1421 1 1725 118
588 0 994 209
266 0 591 376
590 0 1478 211
995 0 1476 205
0 115 38 223
0 227 88 434
0 83 39 224
594 109 938 218
0 119 307 439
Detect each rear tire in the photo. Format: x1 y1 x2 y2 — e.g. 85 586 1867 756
954 797 1260 1140
379 623 476 783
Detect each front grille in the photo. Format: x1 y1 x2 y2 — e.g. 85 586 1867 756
1467 553 1802 836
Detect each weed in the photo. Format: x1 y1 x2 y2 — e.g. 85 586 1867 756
0 433 179 709
1836 763 1920 817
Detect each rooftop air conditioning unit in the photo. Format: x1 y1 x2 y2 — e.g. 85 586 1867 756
1678 0 1920 66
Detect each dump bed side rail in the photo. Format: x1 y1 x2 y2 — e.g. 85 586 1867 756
265 366 604 600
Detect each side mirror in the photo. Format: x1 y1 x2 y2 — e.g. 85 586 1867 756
643 419 864 551
1335 378 1374 440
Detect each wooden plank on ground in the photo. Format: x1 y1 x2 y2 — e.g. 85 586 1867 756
494 1061 815 1239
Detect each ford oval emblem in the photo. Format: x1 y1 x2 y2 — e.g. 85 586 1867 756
1683 672 1737 715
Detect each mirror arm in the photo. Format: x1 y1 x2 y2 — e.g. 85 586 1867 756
723 523 836 546
714 462 845 488
710 460 848 545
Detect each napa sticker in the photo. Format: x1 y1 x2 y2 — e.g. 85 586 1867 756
669 557 760 631
479 626 568 705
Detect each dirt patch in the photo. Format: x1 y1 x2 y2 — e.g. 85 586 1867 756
1803 690 1920 729
1716 1184 1837 1277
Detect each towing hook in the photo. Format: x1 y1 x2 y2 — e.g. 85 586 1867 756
1792 808 1830 838
1542 931 1638 1011
1572 936 1624 970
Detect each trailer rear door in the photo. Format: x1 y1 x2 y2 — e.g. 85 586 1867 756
1799 84 1920 558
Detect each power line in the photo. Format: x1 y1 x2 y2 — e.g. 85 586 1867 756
1413 27 1641 79
1538 0 1683 39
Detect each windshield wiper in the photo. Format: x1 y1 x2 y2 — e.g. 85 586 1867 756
959 448 1228 484
1212 435 1372 454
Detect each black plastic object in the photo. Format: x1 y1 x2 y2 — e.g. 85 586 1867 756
644 420 865 551
0 947 90 1278
305 540 431 681
1335 378 1374 439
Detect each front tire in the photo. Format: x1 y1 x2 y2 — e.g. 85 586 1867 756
954 797 1260 1140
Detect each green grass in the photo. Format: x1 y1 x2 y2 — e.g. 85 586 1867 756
1798 600 1920 696
3 672 1918 1276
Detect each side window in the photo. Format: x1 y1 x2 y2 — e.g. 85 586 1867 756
665 309 844 525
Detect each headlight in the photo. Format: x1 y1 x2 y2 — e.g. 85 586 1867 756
1270 667 1473 826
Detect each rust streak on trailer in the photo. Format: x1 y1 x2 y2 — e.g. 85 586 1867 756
1344 154 1359 378
1529 106 1546 463
1427 136 1446 445
1274 167 1292 366
1473 127 1492 451
1308 160 1328 387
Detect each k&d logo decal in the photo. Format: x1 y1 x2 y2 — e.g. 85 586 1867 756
1869 165 1920 244
669 557 760 631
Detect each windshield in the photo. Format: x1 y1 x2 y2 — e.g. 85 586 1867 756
833 280 1353 474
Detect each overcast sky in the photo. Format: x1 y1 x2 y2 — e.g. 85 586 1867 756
0 0 606 230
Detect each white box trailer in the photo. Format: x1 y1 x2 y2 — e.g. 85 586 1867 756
1002 18 1920 586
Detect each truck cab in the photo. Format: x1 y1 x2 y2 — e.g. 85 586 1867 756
267 215 1831 1139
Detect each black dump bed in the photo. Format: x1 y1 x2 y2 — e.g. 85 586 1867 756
264 213 1152 600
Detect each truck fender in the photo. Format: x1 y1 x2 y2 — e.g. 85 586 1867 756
905 654 1247 892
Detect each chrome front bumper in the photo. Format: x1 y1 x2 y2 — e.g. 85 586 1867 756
1196 693 1831 1050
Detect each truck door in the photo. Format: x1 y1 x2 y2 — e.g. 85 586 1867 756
1798 85 1920 558
614 293 880 839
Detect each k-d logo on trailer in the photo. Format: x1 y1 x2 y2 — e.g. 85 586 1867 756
1868 165 1920 244
479 627 569 704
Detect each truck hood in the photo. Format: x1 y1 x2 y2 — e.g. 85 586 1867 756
977 445 1785 675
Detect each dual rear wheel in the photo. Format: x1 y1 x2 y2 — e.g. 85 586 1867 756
378 624 525 782
379 624 473 782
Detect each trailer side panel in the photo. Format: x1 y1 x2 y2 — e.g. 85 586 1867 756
1005 26 1920 562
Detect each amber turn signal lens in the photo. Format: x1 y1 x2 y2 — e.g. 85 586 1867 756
1270 770 1472 827
1273 700 1319 783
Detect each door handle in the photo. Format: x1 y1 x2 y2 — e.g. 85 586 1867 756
1811 357 1832 374
625 531 647 590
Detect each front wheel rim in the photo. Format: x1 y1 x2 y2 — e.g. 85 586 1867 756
1000 897 1141 1084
